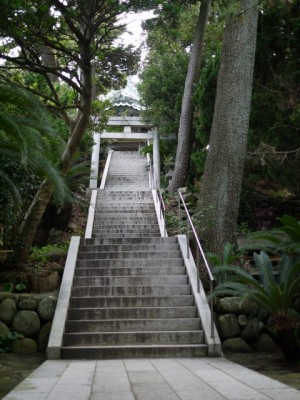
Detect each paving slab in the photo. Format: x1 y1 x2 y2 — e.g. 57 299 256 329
2 357 299 400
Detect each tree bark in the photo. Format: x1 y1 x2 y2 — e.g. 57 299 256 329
168 0 211 192
17 53 92 263
198 0 259 256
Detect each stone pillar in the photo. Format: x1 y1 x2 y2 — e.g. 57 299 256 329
89 132 101 189
152 127 160 189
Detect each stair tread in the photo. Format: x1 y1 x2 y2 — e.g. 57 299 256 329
59 151 211 359
62 344 207 349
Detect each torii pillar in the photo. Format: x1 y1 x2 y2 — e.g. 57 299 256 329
152 127 160 189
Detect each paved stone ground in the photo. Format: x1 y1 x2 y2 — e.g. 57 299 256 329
1 357 300 400
224 351 300 391
0 353 45 399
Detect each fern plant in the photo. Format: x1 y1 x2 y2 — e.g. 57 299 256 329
211 251 300 364
0 83 67 203
251 215 300 259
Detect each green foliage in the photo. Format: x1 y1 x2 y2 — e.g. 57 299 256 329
207 243 239 284
251 215 300 258
0 331 23 353
0 84 70 251
249 1 300 151
211 251 300 331
29 243 68 265
0 83 67 202
2 282 26 293
138 44 189 137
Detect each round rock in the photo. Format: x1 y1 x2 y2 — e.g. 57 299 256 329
38 321 52 352
218 314 240 339
37 296 57 321
0 320 9 337
0 298 17 325
218 296 256 315
255 333 277 353
237 314 248 327
223 337 252 353
12 311 40 337
18 299 37 311
11 338 38 354
240 318 261 344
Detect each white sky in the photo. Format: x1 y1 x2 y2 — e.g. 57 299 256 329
119 10 155 49
118 10 155 83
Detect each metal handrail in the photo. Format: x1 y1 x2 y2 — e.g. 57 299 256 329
148 158 167 238
178 190 215 338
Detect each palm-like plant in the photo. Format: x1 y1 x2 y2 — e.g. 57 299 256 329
211 251 300 364
0 83 67 202
251 215 300 259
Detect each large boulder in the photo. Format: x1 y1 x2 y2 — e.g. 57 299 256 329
218 314 240 339
293 297 300 313
0 293 18 302
255 333 277 353
37 296 57 321
11 338 38 354
0 298 17 325
12 310 40 337
223 337 252 353
237 314 248 328
0 321 9 337
18 299 37 311
38 321 52 352
240 318 261 344
218 296 257 315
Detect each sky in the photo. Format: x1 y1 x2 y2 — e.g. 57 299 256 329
118 11 155 84
120 10 155 49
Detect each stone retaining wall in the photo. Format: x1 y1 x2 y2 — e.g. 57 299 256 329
215 296 277 353
0 292 57 354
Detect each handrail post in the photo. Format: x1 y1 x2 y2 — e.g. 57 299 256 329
210 280 215 338
178 195 182 233
163 209 166 238
186 221 190 259
196 246 200 293
178 190 216 342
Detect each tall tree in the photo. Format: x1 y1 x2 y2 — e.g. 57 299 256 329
167 0 211 191
198 0 259 256
0 0 139 262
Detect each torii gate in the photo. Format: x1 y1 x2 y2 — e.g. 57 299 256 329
88 116 160 190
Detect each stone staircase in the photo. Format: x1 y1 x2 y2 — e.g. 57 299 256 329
61 150 208 358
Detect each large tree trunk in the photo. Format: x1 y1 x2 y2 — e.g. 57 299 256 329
17 73 92 263
168 0 211 192
198 0 259 256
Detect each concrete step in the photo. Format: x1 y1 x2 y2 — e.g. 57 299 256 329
63 330 203 346
94 219 157 228
71 285 191 297
76 258 184 268
65 318 201 333
92 231 160 236
77 251 180 260
69 295 195 308
68 306 197 320
82 237 177 245
91 225 160 232
95 206 156 211
96 199 154 204
93 220 158 226
72 275 188 287
94 211 156 216
78 243 179 252
92 233 162 239
97 191 152 196
75 266 186 277
61 344 208 359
